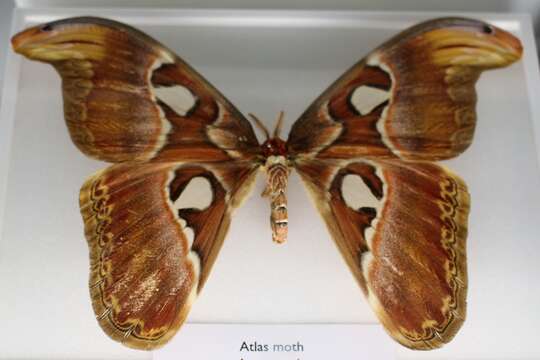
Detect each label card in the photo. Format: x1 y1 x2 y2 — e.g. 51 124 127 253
154 324 396 360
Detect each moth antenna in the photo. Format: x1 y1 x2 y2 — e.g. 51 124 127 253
248 113 270 140
273 111 285 138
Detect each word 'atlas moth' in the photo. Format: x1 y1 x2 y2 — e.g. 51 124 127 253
12 16 522 351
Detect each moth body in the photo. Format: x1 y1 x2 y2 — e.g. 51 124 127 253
251 112 292 244
262 155 290 244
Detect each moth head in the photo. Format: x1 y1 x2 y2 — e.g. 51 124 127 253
11 17 111 63
261 137 287 157
411 18 523 68
248 111 288 157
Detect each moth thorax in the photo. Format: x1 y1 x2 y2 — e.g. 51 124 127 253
262 155 290 244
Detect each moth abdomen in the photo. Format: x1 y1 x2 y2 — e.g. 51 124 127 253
262 155 290 244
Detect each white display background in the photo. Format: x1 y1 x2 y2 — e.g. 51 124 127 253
0 8 539 360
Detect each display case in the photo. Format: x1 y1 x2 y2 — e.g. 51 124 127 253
1 6 539 359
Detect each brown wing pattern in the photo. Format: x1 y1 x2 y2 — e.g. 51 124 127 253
11 16 523 352
288 17 522 161
11 17 260 163
12 16 263 350
296 158 469 349
80 161 258 349
289 17 521 350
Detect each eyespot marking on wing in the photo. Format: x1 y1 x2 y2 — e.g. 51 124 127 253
174 177 213 211
341 174 381 210
331 161 388 250
350 85 391 116
364 55 405 158
166 169 218 252
154 85 198 117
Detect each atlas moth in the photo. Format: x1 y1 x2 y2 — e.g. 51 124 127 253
12 16 522 350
